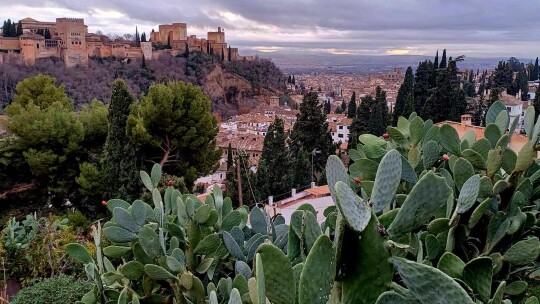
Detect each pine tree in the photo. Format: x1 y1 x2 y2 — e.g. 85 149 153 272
103 79 140 200
433 50 439 70
289 148 311 189
394 66 415 122
439 49 447 69
347 91 357 118
289 92 335 180
256 117 291 198
16 20 23 36
135 26 140 47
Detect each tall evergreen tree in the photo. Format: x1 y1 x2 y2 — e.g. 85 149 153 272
533 57 539 81
348 95 372 149
227 143 233 172
287 75 292 84
433 50 439 70
533 87 540 122
289 92 335 181
292 75 296 85
347 91 357 118
323 100 331 114
103 79 140 200
394 66 415 122
422 59 466 122
16 20 23 36
135 26 140 47
340 100 347 113
472 95 486 127
228 46 231 61
369 95 386 136
415 60 435 115
256 117 291 199
439 49 447 69
289 148 311 189
487 87 503 108
375 86 389 128
141 55 146 69
141 32 147 42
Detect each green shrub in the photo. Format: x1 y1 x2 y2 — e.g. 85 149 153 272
10 274 93 304
67 210 92 233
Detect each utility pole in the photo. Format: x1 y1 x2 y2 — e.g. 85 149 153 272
237 154 243 206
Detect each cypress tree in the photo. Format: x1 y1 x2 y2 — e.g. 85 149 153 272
289 148 311 189
287 75 292 83
340 100 347 113
348 95 372 149
103 79 140 200
289 92 335 180
347 91 357 118
141 54 146 69
375 86 389 128
135 26 141 46
369 95 386 136
228 46 231 61
16 20 23 36
439 49 447 69
433 50 439 70
221 48 225 61
394 66 415 121
256 117 291 198
415 60 435 115
292 75 296 85
533 86 540 122
472 95 486 126
534 57 540 81
141 32 147 42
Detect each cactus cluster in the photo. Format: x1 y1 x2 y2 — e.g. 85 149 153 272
67 101 540 303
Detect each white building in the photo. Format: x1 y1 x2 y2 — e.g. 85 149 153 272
327 114 352 143
500 93 524 133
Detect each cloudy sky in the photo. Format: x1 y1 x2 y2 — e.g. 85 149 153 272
2 0 540 58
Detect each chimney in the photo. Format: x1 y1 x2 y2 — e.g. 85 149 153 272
311 182 316 188
461 115 472 127
291 188 297 197
218 27 221 33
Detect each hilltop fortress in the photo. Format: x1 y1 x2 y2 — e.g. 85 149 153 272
0 17 247 67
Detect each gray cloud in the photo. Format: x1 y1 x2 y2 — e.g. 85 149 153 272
2 0 540 57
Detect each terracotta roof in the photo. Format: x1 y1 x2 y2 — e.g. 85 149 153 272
304 185 330 197
499 93 523 106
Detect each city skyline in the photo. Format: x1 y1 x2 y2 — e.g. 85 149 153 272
1 1 540 58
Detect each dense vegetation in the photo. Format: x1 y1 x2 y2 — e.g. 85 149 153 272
0 75 220 217
60 101 539 303
0 53 285 114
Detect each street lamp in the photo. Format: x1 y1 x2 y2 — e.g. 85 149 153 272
311 149 321 184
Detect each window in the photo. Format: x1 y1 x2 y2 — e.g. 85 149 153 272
338 126 343 129
338 134 344 138
506 107 511 112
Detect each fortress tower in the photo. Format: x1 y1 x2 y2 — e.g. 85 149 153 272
56 18 88 67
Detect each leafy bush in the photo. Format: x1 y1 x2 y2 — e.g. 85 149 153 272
1 214 91 286
66 101 540 303
10 274 93 304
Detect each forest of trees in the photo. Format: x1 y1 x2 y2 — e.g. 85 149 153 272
0 53 286 115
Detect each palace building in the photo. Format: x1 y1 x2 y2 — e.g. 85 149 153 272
0 17 244 68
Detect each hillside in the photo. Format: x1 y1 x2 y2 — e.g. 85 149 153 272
0 52 285 116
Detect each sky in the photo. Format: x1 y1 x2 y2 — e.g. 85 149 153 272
2 0 540 58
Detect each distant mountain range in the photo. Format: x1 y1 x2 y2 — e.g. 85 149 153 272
256 52 522 75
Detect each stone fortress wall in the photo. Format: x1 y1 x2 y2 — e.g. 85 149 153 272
0 17 246 67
